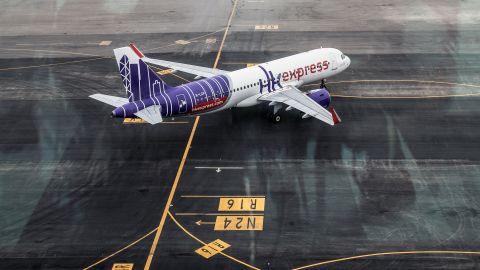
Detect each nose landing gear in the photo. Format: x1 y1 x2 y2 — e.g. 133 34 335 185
320 79 327 89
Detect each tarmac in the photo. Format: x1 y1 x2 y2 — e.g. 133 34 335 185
1 1 480 270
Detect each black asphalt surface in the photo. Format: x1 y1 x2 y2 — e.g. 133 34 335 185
1 40 480 270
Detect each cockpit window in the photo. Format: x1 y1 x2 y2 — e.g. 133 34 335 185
341 54 345 60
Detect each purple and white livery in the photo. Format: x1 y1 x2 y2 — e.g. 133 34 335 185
90 44 350 124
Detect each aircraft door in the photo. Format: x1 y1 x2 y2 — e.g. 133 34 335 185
176 94 188 113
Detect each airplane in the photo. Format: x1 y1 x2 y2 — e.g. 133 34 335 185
90 44 350 125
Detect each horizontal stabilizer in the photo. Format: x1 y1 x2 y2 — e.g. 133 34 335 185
89 94 128 107
134 105 163 125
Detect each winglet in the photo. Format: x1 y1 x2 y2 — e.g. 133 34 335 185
329 107 342 124
129 43 144 58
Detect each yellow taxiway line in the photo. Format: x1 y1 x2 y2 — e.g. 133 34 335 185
292 250 480 270
212 0 238 69
82 227 158 270
306 79 480 99
143 116 200 270
168 211 261 270
144 1 238 268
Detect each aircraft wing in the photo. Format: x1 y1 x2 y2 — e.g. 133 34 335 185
258 85 336 126
143 57 229 78
134 105 163 124
89 94 128 107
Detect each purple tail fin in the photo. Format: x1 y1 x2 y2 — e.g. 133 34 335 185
113 44 172 102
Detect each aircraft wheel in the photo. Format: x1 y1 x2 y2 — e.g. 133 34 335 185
271 114 281 123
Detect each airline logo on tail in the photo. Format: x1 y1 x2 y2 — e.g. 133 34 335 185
119 55 133 101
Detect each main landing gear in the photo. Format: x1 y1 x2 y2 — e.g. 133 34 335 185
270 113 281 123
268 102 283 123
267 79 329 123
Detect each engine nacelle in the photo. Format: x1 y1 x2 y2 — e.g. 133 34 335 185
306 88 331 108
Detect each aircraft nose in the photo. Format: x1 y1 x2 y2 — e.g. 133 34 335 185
345 56 351 67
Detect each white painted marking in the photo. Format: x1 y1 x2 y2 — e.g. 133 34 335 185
175 40 191 45
205 38 217 44
195 167 245 170
99 40 112 46
255 24 279 30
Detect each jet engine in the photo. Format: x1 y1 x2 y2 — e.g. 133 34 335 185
306 88 331 108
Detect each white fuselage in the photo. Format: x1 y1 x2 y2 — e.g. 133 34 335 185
222 48 350 109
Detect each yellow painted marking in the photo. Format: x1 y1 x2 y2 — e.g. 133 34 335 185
213 0 238 69
218 197 265 211
326 79 480 88
305 80 480 99
168 211 260 270
152 67 190 83
99 41 112 46
82 228 157 270
214 215 264 231
332 93 480 99
292 251 480 270
195 220 216 225
195 245 218 259
123 118 146 124
1 29 225 72
144 2 238 269
205 38 217 44
254 24 279 30
143 28 226 52
143 116 200 270
181 195 265 198
112 263 133 270
82 27 245 270
195 239 231 259
246 63 257 67
175 212 265 216
175 39 191 45
156 68 174 75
